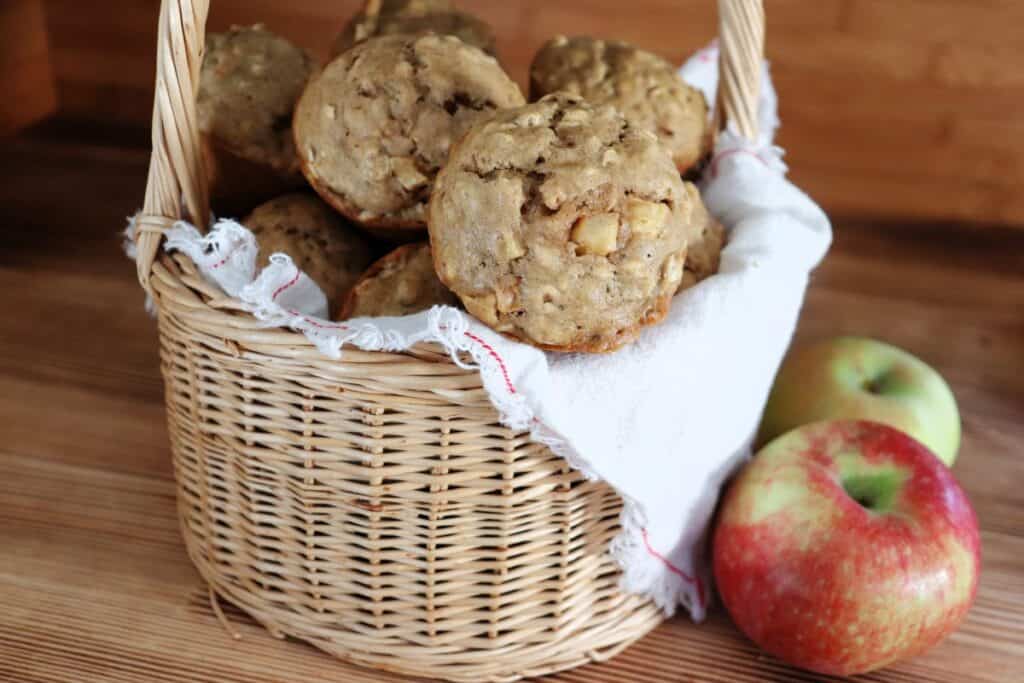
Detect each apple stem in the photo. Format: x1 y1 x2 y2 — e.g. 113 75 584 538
863 378 884 394
842 469 905 514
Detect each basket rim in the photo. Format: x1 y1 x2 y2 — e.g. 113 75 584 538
152 251 470 366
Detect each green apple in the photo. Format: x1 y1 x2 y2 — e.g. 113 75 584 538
759 337 961 465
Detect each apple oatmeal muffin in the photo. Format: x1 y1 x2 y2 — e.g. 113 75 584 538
294 34 524 239
338 242 458 319
331 0 496 58
198 25 317 215
429 93 693 352
678 182 726 290
244 193 374 310
530 36 710 174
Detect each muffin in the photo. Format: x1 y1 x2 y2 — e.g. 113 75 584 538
338 242 459 319
530 36 710 173
331 0 496 58
243 193 374 309
294 34 524 238
679 182 726 290
198 25 318 217
429 93 694 353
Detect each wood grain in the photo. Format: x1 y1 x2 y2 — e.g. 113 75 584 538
1 128 1022 681
0 0 57 136
38 0 1024 228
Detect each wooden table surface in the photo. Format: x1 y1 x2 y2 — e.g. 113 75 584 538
1 127 1022 683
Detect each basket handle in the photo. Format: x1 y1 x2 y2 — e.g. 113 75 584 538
136 0 210 295
133 0 764 295
716 0 765 141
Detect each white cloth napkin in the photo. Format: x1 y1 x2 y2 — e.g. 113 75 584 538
140 44 831 621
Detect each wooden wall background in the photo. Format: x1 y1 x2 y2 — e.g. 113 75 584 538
41 0 1024 228
1 0 56 135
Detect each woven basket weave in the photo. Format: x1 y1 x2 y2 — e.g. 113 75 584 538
133 2 765 681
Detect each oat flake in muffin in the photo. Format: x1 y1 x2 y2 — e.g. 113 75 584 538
294 34 524 238
429 93 694 353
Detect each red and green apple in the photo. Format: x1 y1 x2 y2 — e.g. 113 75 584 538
758 337 961 465
714 420 980 676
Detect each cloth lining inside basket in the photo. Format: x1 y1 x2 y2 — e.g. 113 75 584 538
125 44 832 621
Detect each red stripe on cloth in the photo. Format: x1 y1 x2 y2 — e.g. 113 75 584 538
208 242 242 269
271 270 301 300
284 309 349 331
641 527 706 608
463 331 516 395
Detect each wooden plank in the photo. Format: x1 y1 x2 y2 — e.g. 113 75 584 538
933 42 1024 89
0 0 57 135
779 108 1017 183
842 0 1024 44
768 30 932 82
788 165 1024 228
53 81 154 128
50 46 156 89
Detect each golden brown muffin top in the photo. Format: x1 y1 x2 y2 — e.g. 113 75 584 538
332 1 496 58
294 34 524 232
429 93 694 352
338 242 458 319
198 25 317 173
244 193 375 309
531 35 710 173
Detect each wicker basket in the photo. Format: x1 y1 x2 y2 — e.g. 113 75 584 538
133 1 765 681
